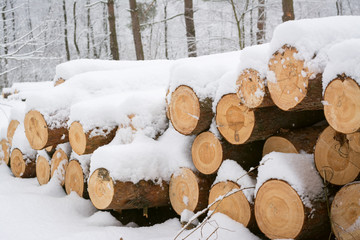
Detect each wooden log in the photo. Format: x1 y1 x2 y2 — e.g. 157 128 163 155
10 148 36 178
54 78 65 87
24 110 69 150
191 131 263 175
267 45 323 111
65 158 89 198
7 120 19 146
0 139 10 165
45 145 57 156
255 179 329 239
236 68 273 108
69 121 117 155
263 125 326 156
347 132 360 153
169 85 213 135
331 182 360 240
324 76 360 134
215 93 325 144
314 126 360 185
169 168 213 215
50 148 70 186
165 88 171 120
36 151 51 185
88 168 169 211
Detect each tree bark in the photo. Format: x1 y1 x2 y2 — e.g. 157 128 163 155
62 0 70 61
73 0 80 57
1 4 9 88
282 0 295 22
107 0 120 60
129 0 145 60
164 2 169 59
256 0 266 44
184 0 197 57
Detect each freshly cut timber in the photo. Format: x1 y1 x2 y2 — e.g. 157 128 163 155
347 132 360 153
236 68 273 108
65 159 88 198
24 110 69 150
324 76 360 134
331 182 360 240
54 78 65 86
169 168 213 215
169 85 213 135
268 45 323 111
69 122 118 155
0 139 10 165
314 126 360 185
209 181 254 228
263 125 326 156
7 120 19 146
45 145 57 156
191 131 263 175
36 154 51 185
216 93 324 144
255 180 328 239
50 148 69 186
10 148 36 178
88 168 169 210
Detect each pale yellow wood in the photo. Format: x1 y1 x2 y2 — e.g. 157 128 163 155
65 160 84 197
209 181 252 227
69 122 87 155
7 120 19 146
191 132 223 175
216 94 254 144
263 136 298 156
268 46 308 111
0 139 10 165
24 110 49 150
331 182 360 240
347 132 360 153
169 168 200 215
54 78 65 86
50 149 69 186
88 168 115 210
255 180 304 239
324 78 360 134
36 155 50 185
10 149 26 177
315 126 360 185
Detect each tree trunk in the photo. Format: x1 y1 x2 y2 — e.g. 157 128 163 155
36 152 51 185
129 0 144 60
63 0 71 61
65 159 89 198
229 0 242 50
73 0 80 57
1 4 9 88
184 0 197 57
107 0 120 60
191 131 264 175
10 148 36 178
256 0 266 44
282 0 295 22
164 2 169 59
50 148 70 186
0 139 10 165
7 119 19 146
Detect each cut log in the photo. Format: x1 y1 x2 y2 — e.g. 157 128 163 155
191 131 263 175
69 122 118 155
347 132 360 153
255 179 329 239
45 145 57 156
209 181 254 228
36 152 51 185
267 45 323 111
216 93 324 144
24 110 69 150
10 148 36 178
54 78 65 87
314 126 360 185
262 125 326 156
324 77 360 134
0 139 10 165
331 182 360 240
236 68 273 108
169 168 213 215
65 159 88 198
50 148 70 186
88 168 169 210
169 85 213 135
7 120 19 146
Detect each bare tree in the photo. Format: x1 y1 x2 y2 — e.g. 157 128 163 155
107 0 119 60
73 0 80 57
62 0 70 61
184 0 197 57
1 3 9 87
336 0 343 15
282 0 295 22
256 0 266 44
129 0 145 60
163 0 169 59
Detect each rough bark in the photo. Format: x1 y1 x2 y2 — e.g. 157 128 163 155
107 0 120 60
256 0 266 44
184 0 197 57
129 0 144 60
282 0 295 22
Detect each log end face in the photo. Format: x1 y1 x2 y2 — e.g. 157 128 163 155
36 155 51 185
65 160 85 197
347 132 360 153
324 78 360 134
0 139 10 165
54 78 65 87
7 120 19 146
88 168 114 210
209 181 252 227
255 180 304 239
169 86 200 135
10 148 26 178
24 110 48 150
169 168 199 215
191 132 223 175
69 122 87 155
50 149 69 186
263 136 298 156
236 69 265 109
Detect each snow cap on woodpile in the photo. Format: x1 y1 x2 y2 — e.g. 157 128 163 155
238 43 270 79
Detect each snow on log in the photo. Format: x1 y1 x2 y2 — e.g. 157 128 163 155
208 160 256 228
236 43 273 109
255 152 329 239
263 125 326 156
4 81 53 101
267 16 360 111
191 131 263 175
7 120 19 146
331 182 360 240
169 167 213 215
64 152 91 198
50 143 71 186
314 126 360 186
35 150 51 185
7 101 26 146
0 139 10 165
322 39 360 134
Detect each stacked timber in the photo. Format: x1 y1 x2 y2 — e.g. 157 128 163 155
1 81 53 100
35 150 51 185
50 143 71 186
